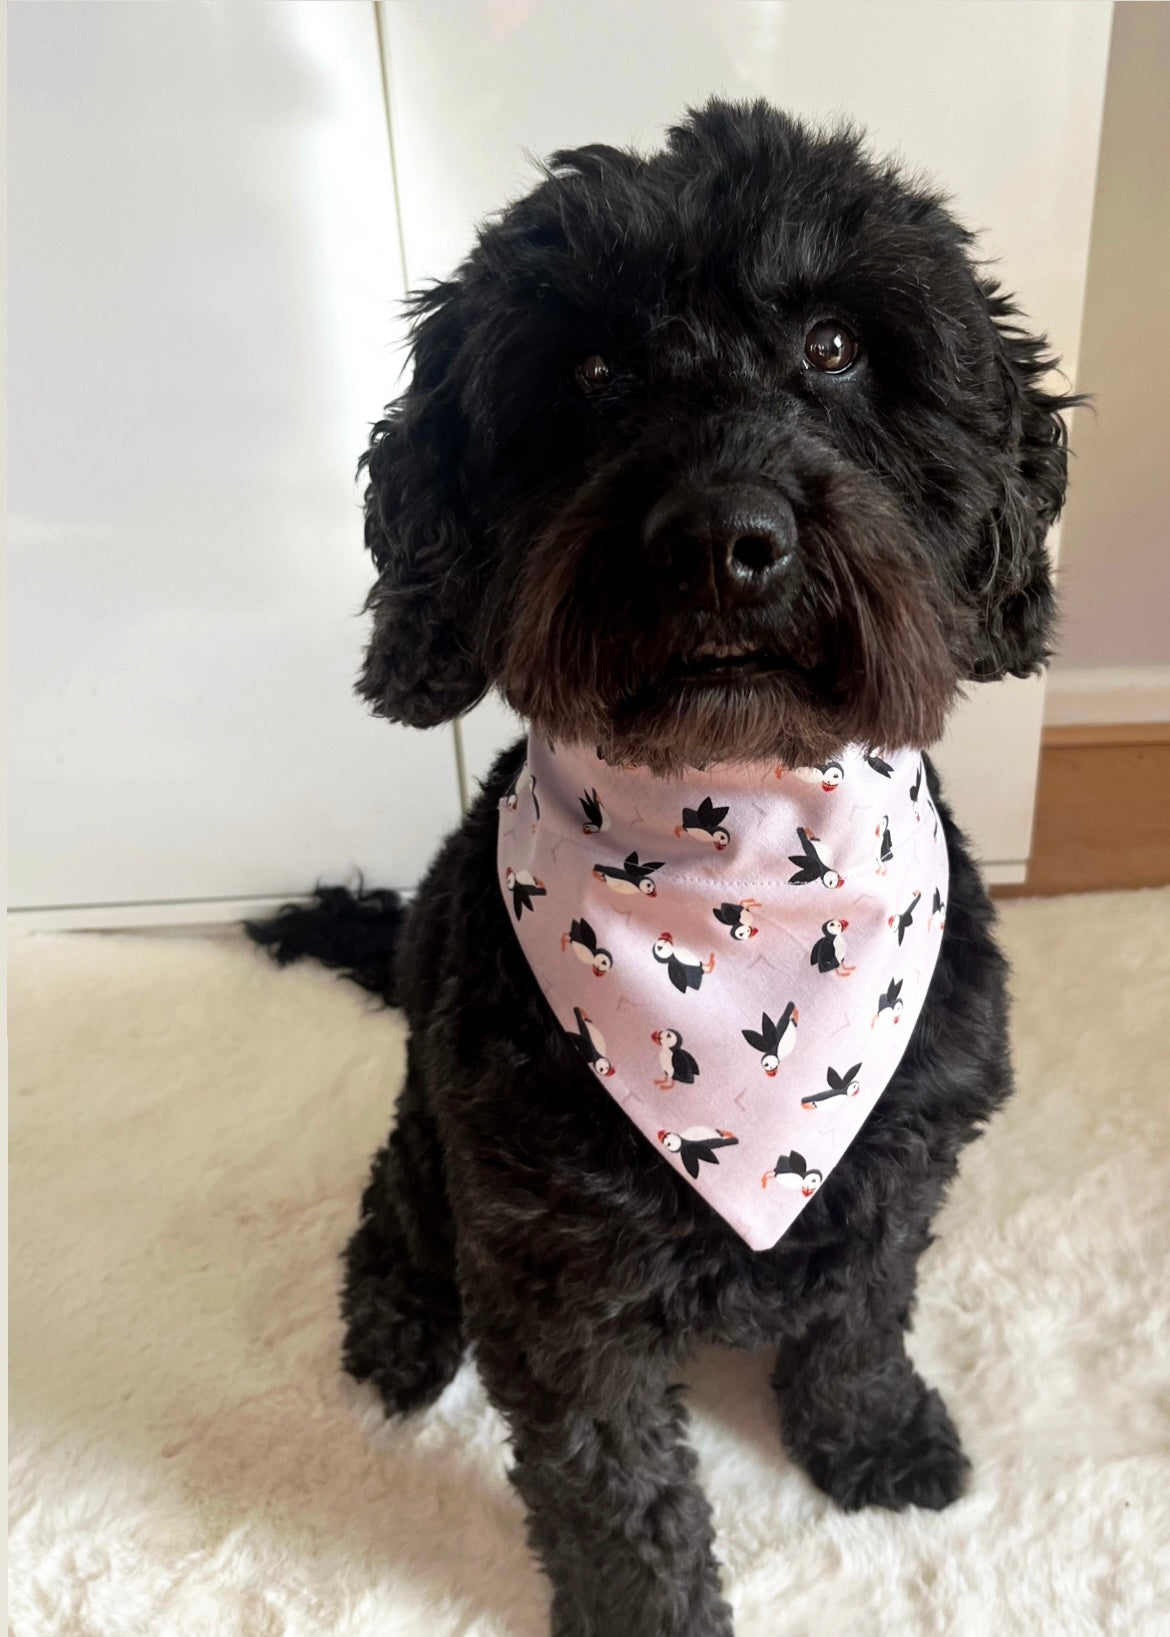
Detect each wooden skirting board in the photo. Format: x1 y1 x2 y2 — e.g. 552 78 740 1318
993 722 1170 898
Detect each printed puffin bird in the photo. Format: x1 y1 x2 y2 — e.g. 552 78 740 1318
651 1028 700 1089
741 1001 799 1074
675 797 731 850
787 827 844 890
875 815 894 874
810 917 854 976
929 886 947 932
652 934 716 994
504 867 546 919
566 1006 615 1078
712 898 761 940
865 750 894 778
801 1063 862 1110
812 759 845 792
761 1149 823 1195
780 761 845 791
593 850 664 897
909 762 925 823
504 764 538 815
871 978 905 1028
578 787 609 835
561 918 613 976
889 889 922 945
658 1126 739 1178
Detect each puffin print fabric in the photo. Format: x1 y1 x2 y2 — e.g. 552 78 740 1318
498 737 949 1251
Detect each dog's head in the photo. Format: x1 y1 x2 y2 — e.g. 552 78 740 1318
359 101 1074 773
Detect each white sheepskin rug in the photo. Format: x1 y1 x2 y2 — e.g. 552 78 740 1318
8 890 1170 1636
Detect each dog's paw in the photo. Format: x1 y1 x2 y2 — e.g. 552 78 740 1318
341 1225 465 1417
345 1315 465 1419
797 1386 970 1513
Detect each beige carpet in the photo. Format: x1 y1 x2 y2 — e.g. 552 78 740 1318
8 890 1170 1636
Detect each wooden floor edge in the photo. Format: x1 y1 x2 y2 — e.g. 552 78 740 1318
997 723 1170 897
1042 721 1170 749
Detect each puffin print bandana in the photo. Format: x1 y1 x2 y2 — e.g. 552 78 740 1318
498 737 948 1251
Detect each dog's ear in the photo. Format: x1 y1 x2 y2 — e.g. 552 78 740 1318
357 281 489 727
967 285 1078 681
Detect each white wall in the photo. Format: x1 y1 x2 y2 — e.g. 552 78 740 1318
1047 1 1170 725
8 3 464 923
7 2 1115 925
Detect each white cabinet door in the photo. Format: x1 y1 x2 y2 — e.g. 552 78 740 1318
9 2 461 924
380 0 1111 879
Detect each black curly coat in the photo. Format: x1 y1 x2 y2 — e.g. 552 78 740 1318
250 101 1073 1637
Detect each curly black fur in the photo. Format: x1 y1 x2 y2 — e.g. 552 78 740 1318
245 882 404 1006
250 100 1074 1636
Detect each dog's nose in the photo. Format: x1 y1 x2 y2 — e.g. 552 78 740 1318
641 483 796 608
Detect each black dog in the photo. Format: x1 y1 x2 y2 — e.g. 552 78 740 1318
251 101 1072 1636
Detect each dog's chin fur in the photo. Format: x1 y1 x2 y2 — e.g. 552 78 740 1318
593 683 946 779
576 678 866 780
510 666 955 779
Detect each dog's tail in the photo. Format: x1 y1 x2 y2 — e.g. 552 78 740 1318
244 881 404 1007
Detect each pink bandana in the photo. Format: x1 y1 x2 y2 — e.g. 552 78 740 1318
498 737 948 1250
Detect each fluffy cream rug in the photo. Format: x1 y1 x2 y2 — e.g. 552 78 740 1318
8 890 1170 1636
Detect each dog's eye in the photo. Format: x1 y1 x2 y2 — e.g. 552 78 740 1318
575 355 612 395
803 321 859 374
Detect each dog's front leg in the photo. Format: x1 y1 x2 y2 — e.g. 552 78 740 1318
771 1276 969 1514
474 1337 734 1637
